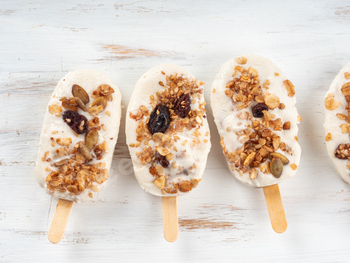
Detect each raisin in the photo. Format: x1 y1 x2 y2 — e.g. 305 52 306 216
252 103 269 118
62 110 88 134
174 93 191 118
155 152 169 168
335 143 350 159
148 105 170 134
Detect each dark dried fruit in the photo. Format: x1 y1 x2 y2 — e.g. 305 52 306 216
252 103 269 118
270 158 283 178
72 84 89 104
155 151 169 168
148 105 170 134
62 110 88 134
335 143 350 159
174 93 191 118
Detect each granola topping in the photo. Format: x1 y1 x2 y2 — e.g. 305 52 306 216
36 69 121 201
127 65 211 196
211 55 301 187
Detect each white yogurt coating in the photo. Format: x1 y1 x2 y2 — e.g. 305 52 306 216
211 55 301 187
35 69 122 202
324 61 350 184
126 64 211 196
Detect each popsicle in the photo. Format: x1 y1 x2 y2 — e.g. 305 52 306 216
126 64 211 242
324 61 350 184
35 69 121 243
211 55 301 233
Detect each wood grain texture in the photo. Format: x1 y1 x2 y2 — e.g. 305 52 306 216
48 199 74 244
263 184 287 234
162 197 178 242
2 0 350 262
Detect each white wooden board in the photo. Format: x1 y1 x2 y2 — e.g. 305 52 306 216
1 0 350 262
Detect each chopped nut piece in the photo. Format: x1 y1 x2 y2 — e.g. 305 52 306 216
341 123 350 134
48 104 63 117
336 113 346 120
278 103 285 110
325 133 333 141
235 56 247 65
62 98 78 112
95 169 109 184
325 94 341 110
283 121 291 130
243 152 256 166
290 163 297 170
56 137 72 146
341 82 350 96
88 117 100 127
154 176 165 189
264 93 280 109
178 180 193 192
106 110 111 116
345 72 350 79
249 168 257 180
283 80 295 97
56 147 69 157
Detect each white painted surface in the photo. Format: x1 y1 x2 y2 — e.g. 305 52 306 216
1 0 350 262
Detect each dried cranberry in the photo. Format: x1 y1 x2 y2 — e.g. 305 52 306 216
155 152 169 168
148 105 170 134
252 103 269 118
62 110 88 134
174 93 191 118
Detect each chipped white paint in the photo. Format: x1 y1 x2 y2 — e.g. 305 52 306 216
1 0 350 262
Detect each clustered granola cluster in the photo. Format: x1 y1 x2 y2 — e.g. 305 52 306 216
326 72 350 167
129 73 208 194
220 57 298 180
45 84 114 197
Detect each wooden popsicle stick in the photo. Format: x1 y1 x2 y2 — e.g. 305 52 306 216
162 196 178 242
263 184 287 234
48 198 74 243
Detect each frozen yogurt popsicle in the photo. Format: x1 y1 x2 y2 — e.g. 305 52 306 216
211 55 301 233
35 69 121 242
126 64 211 241
324 61 350 184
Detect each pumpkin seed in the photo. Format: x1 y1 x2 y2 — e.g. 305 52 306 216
270 158 283 178
72 84 89 104
85 129 98 150
91 96 107 109
268 152 289 165
53 158 69 167
74 97 87 111
78 141 92 160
